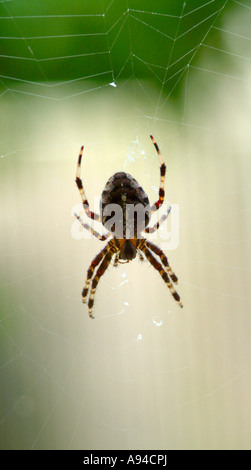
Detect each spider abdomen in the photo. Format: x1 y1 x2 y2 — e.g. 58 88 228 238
101 172 150 238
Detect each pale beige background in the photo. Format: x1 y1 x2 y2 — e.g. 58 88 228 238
0 10 250 450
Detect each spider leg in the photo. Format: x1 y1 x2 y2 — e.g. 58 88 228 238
150 135 166 214
74 213 111 241
88 249 115 318
82 240 115 304
81 239 118 318
139 243 183 308
144 205 171 234
113 252 120 267
75 145 101 222
138 251 145 262
144 239 178 284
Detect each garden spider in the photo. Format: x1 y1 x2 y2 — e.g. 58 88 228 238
75 135 183 318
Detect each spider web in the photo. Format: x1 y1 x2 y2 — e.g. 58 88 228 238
0 0 250 450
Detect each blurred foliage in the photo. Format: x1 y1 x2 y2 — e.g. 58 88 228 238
0 0 238 98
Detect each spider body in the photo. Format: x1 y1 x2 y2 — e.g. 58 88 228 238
101 171 150 240
75 135 183 318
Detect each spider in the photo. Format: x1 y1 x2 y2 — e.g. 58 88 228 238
75 135 183 318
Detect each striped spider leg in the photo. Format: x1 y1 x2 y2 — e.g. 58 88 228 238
138 240 183 308
144 204 171 234
75 145 101 222
143 239 178 284
140 137 182 306
74 213 111 241
149 135 166 215
82 239 118 318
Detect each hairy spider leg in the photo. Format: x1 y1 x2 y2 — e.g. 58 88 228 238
74 213 111 241
75 145 101 222
82 240 118 318
88 249 116 318
82 240 115 303
144 239 178 284
144 205 171 234
150 135 166 214
139 244 183 308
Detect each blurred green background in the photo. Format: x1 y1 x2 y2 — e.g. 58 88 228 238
0 0 250 450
